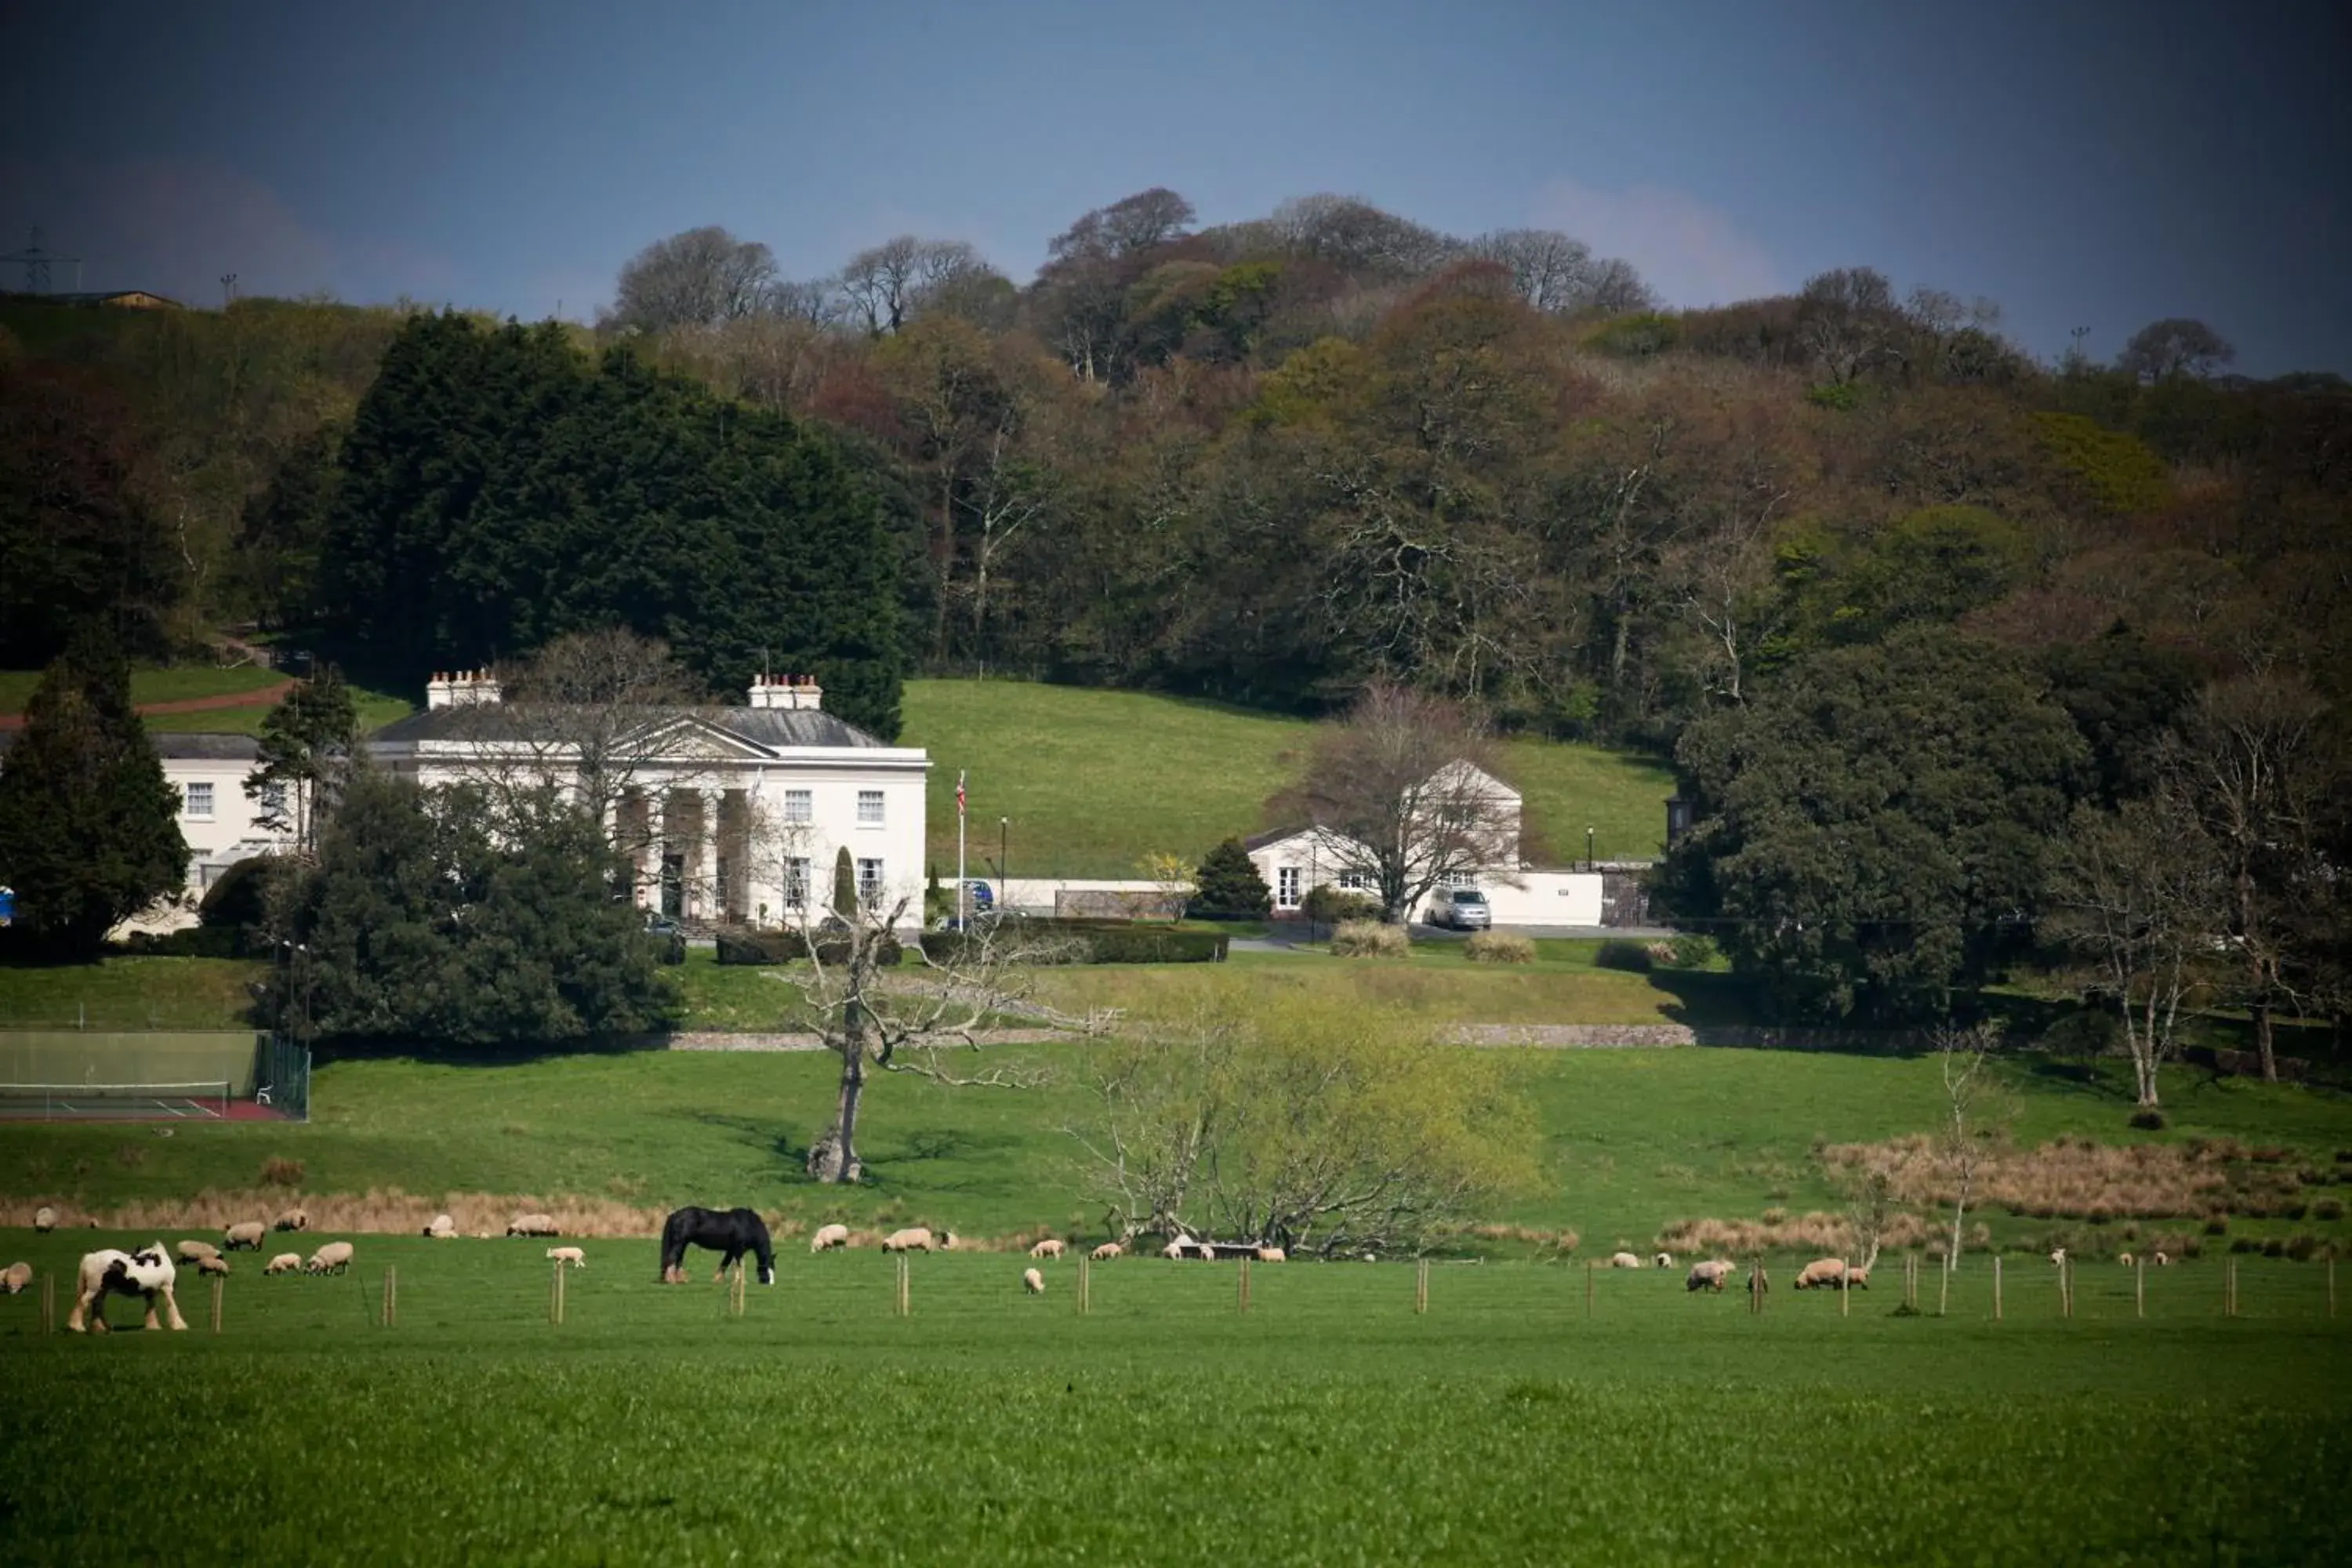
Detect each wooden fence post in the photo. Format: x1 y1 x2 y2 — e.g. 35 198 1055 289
1993 1255 2003 1322
1584 1259 1594 1319
2136 1254 2145 1319
2060 1257 2072 1320
387 1265 397 1330
1938 1254 1951 1317
2328 1257 2336 1319
210 1273 224 1334
2224 1257 2238 1319
1840 1258 1850 1318
549 1259 565 1327
41 1270 55 1335
1077 1253 1090 1316
1238 1256 1251 1313
731 1261 746 1318
1415 1257 1429 1316
895 1254 910 1317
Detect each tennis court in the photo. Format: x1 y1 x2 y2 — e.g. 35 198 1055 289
0 1081 284 1121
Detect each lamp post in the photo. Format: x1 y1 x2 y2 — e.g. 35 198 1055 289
1586 826 1595 871
1000 818 1009 913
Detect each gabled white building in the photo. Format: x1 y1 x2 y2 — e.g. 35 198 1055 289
367 671 930 930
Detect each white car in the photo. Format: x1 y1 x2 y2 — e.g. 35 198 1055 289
1428 887 1491 931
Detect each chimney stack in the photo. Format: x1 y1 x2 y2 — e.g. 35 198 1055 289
426 669 503 710
749 673 822 712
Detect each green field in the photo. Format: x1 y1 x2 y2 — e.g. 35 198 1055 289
899 678 1678 877
0 664 413 736
1 1232 2346 1563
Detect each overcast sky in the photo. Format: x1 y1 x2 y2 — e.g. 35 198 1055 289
3 0 2345 374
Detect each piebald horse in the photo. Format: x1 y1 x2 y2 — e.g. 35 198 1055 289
658 1206 776 1286
68 1242 187 1333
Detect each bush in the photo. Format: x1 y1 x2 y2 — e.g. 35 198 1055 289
1664 934 1715 969
116 925 245 958
1463 931 1535 965
199 855 277 931
1189 837 1272 921
2314 1196 2345 1221
922 920 1226 967
2041 1009 2122 1058
1594 938 1653 974
260 1156 305 1186
1302 884 1381 927
1330 920 1408 958
716 929 901 967
2203 1217 2230 1236
2129 1109 2167 1131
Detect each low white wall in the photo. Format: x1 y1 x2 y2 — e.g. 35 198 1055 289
994 878 1174 913
1470 871 1604 927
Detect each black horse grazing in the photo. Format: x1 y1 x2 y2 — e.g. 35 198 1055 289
658 1206 775 1286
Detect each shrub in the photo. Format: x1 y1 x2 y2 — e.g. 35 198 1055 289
117 925 245 958
2285 1233 2321 1261
2314 1196 2345 1221
1330 920 1408 958
1302 884 1381 927
2040 1009 2122 1058
717 929 902 967
1665 934 1716 969
1463 931 1535 965
1189 837 1272 920
2129 1109 2167 1131
260 1157 305 1187
922 920 1226 967
1594 939 1652 973
198 855 276 931
2203 1216 2230 1236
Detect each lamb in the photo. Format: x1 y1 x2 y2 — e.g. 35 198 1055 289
2118 1252 2135 1267
1793 1258 1848 1290
1161 1237 1191 1261
264 1253 303 1276
2154 1250 2170 1267
422 1214 457 1239
810 1223 851 1252
67 1242 185 1333
1843 1265 1870 1290
223 1221 267 1251
1028 1238 1065 1260
1653 1252 1675 1269
274 1209 310 1232
2049 1247 2067 1266
1 1261 31 1294
546 1247 586 1268
1090 1242 1123 1261
1685 1259 1737 1293
1022 1267 1045 1295
506 1214 559 1237
176 1240 221 1266
1608 1251 1642 1269
305 1241 354 1275
880 1227 940 1253
34 1206 56 1232
1255 1247 1286 1263
197 1254 230 1277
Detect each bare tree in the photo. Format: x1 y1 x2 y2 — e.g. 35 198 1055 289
1797 267 1903 383
1273 684 1521 923
2117 318 2236 382
1470 230 1655 316
836 236 992 336
1935 1021 1999 1272
792 903 1102 1184
606 227 779 332
2046 797 2223 1105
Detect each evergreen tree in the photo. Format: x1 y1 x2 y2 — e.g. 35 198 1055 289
1189 837 1272 920
245 664 361 855
832 846 858 919
0 630 188 956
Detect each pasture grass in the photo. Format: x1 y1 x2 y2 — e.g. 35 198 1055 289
0 953 265 1029
898 678 1676 877
0 1236 2347 1564
6 1044 2349 1262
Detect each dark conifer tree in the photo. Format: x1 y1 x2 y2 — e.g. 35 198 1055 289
1189 837 1273 920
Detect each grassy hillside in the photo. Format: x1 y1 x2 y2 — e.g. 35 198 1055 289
899 679 1677 878
0 664 412 735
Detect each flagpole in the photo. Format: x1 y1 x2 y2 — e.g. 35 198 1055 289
956 770 967 931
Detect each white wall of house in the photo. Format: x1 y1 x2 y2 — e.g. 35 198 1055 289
1247 829 1606 927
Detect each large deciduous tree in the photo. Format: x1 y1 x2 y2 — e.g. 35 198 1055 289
0 631 188 957
2117 318 2235 383
607 227 779 333
1660 630 2089 1022
1274 684 1520 923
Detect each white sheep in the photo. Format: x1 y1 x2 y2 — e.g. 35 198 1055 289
67 1243 185 1334
223 1221 267 1251
275 1209 310 1232
1255 1247 1286 1263
422 1214 457 1239
33 1206 56 1233
1652 1251 1675 1269
1022 1267 1045 1295
0 1261 31 1294
197 1254 231 1277
1685 1258 1737 1293
810 1223 851 1252
305 1240 354 1275
1793 1258 1848 1290
2118 1251 2135 1266
1090 1242 1123 1261
1608 1251 1642 1269
1161 1236 1191 1261
263 1253 303 1276
2154 1250 2170 1267
175 1240 221 1266
2049 1247 2067 1266
506 1214 559 1237
546 1247 586 1269
1029 1238 1066 1260
880 1227 939 1253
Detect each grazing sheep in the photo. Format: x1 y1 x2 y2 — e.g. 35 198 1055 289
1686 1259 1737 1293
1022 1267 1045 1295
880 1228 939 1254
1653 1252 1675 1269
34 1206 56 1233
2048 1247 2067 1266
1 1261 31 1294
175 1240 221 1266
1255 1247 1287 1263
2118 1252 2135 1266
1843 1265 1871 1290
1090 1242 1123 1261
506 1214 559 1237
2154 1250 2170 1267
546 1247 586 1269
67 1243 185 1334
197 1254 230 1277
305 1241 354 1275
1793 1258 1848 1290
1028 1238 1065 1260
1161 1236 1192 1261
274 1209 310 1232
422 1214 456 1239
263 1253 303 1276
810 1223 851 1253
1608 1251 1642 1269
223 1221 267 1251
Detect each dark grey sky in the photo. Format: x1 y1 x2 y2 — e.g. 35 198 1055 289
3 0 2346 374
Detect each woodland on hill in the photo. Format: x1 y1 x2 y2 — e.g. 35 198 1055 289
1 187 2343 1034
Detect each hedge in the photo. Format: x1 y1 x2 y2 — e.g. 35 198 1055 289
714 929 902 967
924 918 1228 966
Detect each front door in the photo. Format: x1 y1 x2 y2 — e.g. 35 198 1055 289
660 853 684 917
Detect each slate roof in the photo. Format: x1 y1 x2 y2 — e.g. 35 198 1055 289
0 731 257 761
367 703 886 752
